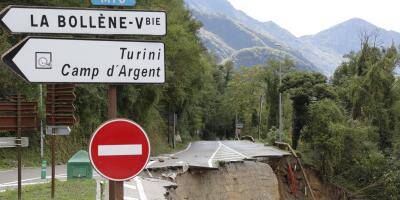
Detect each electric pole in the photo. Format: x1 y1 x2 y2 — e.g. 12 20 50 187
275 43 284 142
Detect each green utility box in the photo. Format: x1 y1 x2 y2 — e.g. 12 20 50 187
67 150 93 180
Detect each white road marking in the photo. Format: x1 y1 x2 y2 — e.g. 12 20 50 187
146 161 156 167
171 142 192 156
124 183 137 190
220 142 249 158
0 177 40 186
124 197 138 200
0 170 14 174
98 144 142 156
134 177 148 200
0 174 67 187
208 142 222 168
1 181 50 188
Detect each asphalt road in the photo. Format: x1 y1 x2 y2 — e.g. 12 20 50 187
0 165 69 190
147 140 289 169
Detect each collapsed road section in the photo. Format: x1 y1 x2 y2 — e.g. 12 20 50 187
147 140 290 169
126 141 347 200
125 141 288 200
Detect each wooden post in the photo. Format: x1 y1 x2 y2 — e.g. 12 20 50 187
258 95 263 140
51 84 56 199
173 113 177 149
17 93 21 200
108 85 123 200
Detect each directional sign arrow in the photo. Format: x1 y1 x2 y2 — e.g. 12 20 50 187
0 6 166 36
2 37 165 84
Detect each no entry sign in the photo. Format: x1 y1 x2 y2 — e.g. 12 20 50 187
89 119 150 181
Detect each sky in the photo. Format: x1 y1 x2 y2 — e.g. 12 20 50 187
227 0 400 37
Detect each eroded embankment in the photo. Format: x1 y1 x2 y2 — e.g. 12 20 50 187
166 161 280 200
145 141 347 200
145 158 348 200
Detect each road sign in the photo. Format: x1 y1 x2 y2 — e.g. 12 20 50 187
46 126 71 136
46 84 76 127
91 0 136 6
0 97 38 132
2 37 165 84
236 123 244 129
0 137 29 148
0 116 38 131
0 102 37 112
0 6 166 36
89 119 150 181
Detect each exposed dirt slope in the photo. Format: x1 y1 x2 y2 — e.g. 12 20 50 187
167 161 280 200
270 157 347 200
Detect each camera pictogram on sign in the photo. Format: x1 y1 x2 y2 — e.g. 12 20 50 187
35 52 52 69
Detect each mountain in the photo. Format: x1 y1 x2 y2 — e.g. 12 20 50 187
185 0 320 72
301 18 400 56
184 0 400 75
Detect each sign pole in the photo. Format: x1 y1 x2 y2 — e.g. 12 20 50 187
39 84 44 160
17 93 21 200
107 85 123 200
51 84 56 199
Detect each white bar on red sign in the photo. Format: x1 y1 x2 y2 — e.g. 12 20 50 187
98 144 142 156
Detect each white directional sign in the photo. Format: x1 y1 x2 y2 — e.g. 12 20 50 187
0 137 29 148
0 6 167 36
46 126 71 136
2 37 165 83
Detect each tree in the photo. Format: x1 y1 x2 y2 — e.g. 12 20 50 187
333 40 400 153
222 66 266 138
281 71 335 149
262 59 293 130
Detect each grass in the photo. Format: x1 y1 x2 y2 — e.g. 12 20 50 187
0 179 96 200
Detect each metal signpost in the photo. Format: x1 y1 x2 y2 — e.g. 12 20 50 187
1 3 166 199
0 95 37 200
44 83 76 198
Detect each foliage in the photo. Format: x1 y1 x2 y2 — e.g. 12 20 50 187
280 71 335 149
302 99 386 185
298 38 400 199
333 41 399 153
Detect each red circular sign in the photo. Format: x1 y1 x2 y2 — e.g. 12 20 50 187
89 119 150 181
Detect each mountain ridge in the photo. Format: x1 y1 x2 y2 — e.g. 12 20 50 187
302 17 400 56
184 0 400 75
